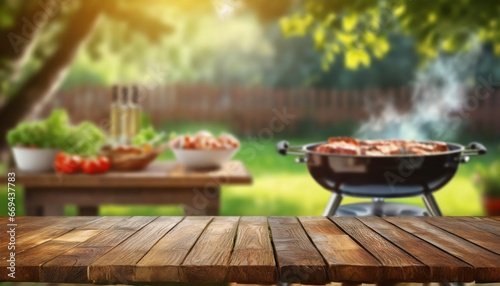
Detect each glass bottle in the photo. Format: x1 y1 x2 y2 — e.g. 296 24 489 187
129 85 142 137
119 86 131 145
110 85 120 143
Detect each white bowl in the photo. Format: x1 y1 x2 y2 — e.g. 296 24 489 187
12 147 59 172
172 148 238 169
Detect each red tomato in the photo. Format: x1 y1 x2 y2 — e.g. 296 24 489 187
81 158 100 174
81 156 110 174
97 156 111 172
54 152 82 174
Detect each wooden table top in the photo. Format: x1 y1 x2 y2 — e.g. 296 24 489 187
1 216 499 284
10 161 252 188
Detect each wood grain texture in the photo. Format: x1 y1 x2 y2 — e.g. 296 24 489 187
44 216 99 227
180 217 240 282
1 216 499 284
422 216 500 255
455 216 500 236
89 217 182 284
330 217 428 282
76 216 130 230
13 161 252 188
360 217 474 282
268 216 327 285
109 216 158 231
0 217 98 256
386 217 500 282
135 216 213 282
299 216 381 283
1 229 101 281
227 216 277 284
40 217 135 283
1 217 67 239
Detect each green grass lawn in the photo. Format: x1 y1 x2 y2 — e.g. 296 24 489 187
0 138 497 216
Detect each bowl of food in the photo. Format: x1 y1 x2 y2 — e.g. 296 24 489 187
101 127 168 171
170 131 239 169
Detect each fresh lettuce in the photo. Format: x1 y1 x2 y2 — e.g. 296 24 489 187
132 126 167 147
7 109 105 156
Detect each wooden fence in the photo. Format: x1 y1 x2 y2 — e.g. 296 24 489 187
40 84 500 136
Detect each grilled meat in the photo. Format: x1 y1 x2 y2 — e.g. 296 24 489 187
315 137 448 155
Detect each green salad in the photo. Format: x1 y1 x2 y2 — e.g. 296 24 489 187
132 126 167 147
7 109 106 156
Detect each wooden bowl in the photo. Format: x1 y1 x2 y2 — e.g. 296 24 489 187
101 144 168 171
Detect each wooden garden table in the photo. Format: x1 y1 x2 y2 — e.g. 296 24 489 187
10 161 252 216
0 216 499 284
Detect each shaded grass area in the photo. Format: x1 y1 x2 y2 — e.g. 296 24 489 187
0 138 497 216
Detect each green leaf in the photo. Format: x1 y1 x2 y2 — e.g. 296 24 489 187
494 44 500 56
345 49 370 69
342 13 358 32
313 26 326 49
372 38 390 58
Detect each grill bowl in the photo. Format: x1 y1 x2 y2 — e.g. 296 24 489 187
278 140 486 198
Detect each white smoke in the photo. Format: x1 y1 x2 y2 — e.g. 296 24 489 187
356 45 481 141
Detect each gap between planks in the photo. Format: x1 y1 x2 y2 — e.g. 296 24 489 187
384 217 500 283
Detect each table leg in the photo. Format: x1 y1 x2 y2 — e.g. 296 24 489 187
25 187 65 216
25 188 43 216
206 199 220 216
78 206 99 216
42 204 65 216
25 205 43 216
182 187 220 216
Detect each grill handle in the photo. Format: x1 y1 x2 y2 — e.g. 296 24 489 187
277 140 306 156
461 142 487 163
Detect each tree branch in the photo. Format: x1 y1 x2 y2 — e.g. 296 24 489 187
0 1 63 75
0 0 103 149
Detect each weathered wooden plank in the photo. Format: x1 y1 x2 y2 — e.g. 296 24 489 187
0 229 100 281
37 216 98 228
269 216 327 285
40 229 137 283
2 217 66 239
6 216 63 229
359 217 475 282
180 217 240 282
109 216 157 231
76 216 130 230
0 217 99 256
330 217 428 282
89 217 182 284
422 216 500 255
455 217 500 236
227 217 277 284
299 217 382 282
386 217 500 282
2 216 500 284
135 216 213 282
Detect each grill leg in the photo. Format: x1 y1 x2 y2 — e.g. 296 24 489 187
372 198 385 216
323 193 343 216
422 193 443 216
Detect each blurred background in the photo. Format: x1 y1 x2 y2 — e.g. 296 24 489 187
1 0 499 216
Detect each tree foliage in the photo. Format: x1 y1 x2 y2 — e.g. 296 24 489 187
280 0 500 69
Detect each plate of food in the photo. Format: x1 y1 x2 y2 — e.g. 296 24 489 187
170 131 239 169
